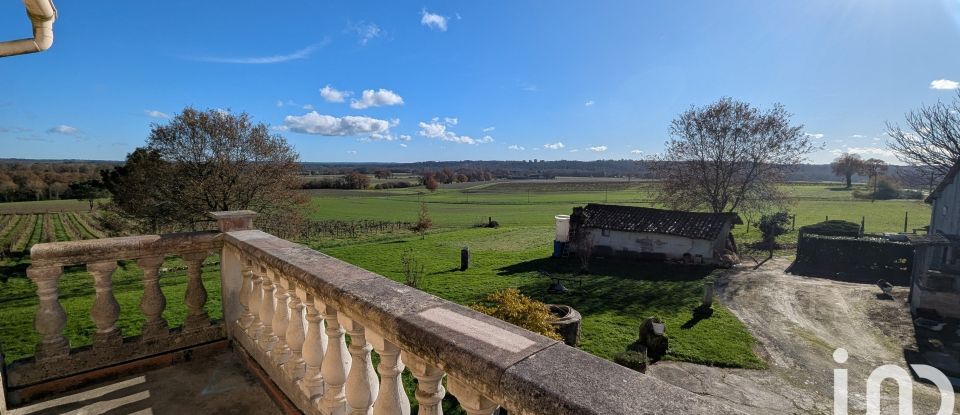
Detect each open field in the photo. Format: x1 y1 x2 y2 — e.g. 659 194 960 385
0 182 932 370
0 199 99 214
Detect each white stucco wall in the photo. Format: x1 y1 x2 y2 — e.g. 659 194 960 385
930 176 960 267
582 227 716 261
932 177 960 236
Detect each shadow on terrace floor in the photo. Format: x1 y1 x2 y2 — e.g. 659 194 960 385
8 351 281 415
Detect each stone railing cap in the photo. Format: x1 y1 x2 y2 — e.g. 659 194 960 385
208 210 258 219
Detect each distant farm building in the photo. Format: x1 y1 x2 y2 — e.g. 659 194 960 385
557 204 742 265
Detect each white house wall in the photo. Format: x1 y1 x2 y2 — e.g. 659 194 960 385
932 177 960 236
931 176 960 266
584 228 716 261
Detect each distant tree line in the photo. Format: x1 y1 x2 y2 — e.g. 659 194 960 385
299 159 921 184
0 161 114 202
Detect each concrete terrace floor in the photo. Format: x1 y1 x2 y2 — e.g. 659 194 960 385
7 351 282 415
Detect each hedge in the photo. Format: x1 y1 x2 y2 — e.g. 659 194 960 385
794 234 913 284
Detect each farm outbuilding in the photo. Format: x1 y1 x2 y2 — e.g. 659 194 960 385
560 204 742 265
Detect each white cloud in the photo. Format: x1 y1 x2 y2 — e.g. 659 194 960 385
368 132 412 142
508 144 525 150
185 42 326 64
276 100 284 107
47 125 78 135
543 142 565 150
630 149 643 155
805 133 825 139
421 10 448 31
145 110 169 119
302 104 314 110
851 134 866 138
349 22 383 45
444 117 458 126
521 82 538 92
320 85 351 103
841 146 896 157
399 143 408 148
584 100 595 107
569 149 579 153
482 126 495 132
350 89 404 109
281 111 393 136
418 119 491 145
930 79 960 90
347 150 358 155
588 145 608 152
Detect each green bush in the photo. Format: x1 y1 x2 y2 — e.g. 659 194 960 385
799 220 860 238
873 177 901 200
755 212 791 248
471 288 561 341
613 350 649 373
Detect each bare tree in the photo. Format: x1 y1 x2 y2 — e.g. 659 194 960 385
830 153 863 188
104 107 303 230
860 158 888 198
649 97 816 214
887 90 960 180
412 202 432 239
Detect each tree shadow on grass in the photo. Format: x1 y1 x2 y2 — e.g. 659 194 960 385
0 262 28 284
0 252 29 283
498 256 716 318
497 256 713 282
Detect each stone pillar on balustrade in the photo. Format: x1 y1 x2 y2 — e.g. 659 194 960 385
210 210 258 337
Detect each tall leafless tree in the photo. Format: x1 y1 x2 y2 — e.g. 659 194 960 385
887 90 960 181
649 97 816 214
830 153 863 188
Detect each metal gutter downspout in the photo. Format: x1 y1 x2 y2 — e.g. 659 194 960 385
0 0 57 58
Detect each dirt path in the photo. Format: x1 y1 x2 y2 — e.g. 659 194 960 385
647 258 954 414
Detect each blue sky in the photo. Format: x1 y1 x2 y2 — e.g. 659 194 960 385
2 1 960 163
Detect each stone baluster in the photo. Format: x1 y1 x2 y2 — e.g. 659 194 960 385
258 264 278 352
402 351 445 415
88 261 122 348
28 265 69 361
447 377 498 415
298 290 326 400
320 301 350 415
238 259 255 330
283 280 306 380
248 261 265 338
367 330 410 415
340 316 379 415
271 269 292 366
182 251 210 331
137 256 168 340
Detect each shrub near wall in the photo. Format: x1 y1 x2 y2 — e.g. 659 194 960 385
794 234 914 284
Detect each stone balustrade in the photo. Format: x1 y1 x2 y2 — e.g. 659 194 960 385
8 230 226 390
216 213 740 415
3 211 739 414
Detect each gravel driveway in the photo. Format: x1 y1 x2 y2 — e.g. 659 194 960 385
646 258 955 414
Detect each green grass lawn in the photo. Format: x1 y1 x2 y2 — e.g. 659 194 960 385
0 256 222 363
316 226 764 368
